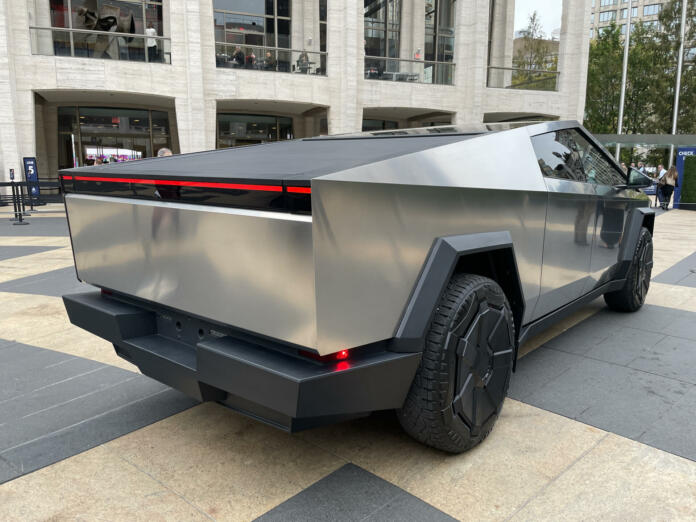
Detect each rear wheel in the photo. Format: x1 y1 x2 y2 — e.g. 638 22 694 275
397 274 515 453
604 227 653 313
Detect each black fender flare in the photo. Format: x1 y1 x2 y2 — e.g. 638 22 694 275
615 207 655 279
391 231 525 360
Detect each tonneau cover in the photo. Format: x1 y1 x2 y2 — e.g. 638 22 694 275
59 133 478 183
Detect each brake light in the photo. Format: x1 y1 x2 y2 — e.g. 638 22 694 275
299 348 352 363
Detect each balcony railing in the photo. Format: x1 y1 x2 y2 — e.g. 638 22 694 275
364 56 455 86
216 44 327 76
487 66 559 92
29 26 171 64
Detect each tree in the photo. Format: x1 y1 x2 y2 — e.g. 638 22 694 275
584 24 623 134
584 0 696 138
512 12 558 91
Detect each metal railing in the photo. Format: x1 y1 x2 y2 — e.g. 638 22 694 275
215 43 327 76
364 56 455 85
487 66 560 92
29 26 171 64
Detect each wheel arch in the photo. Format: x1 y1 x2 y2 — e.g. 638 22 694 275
616 207 655 279
392 231 525 358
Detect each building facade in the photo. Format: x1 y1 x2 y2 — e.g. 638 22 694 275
589 0 667 38
0 0 591 184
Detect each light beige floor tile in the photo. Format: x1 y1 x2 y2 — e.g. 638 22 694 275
0 445 210 522
300 399 606 521
105 402 345 520
0 292 136 370
511 433 696 521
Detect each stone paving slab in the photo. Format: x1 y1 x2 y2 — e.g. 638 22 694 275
653 251 696 287
0 266 92 297
0 245 61 262
0 217 69 236
257 463 457 522
509 304 696 460
0 340 197 484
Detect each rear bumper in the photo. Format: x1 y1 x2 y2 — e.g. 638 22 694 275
63 292 421 431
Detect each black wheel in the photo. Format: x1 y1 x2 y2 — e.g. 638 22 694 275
604 227 653 313
397 274 515 454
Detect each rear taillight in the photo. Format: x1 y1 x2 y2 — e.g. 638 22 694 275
299 348 352 363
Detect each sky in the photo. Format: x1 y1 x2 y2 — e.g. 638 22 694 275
513 0 563 37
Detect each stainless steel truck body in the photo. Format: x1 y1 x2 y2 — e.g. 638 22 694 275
62 121 655 452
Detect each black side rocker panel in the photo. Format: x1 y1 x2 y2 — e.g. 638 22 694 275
63 292 421 432
392 231 525 355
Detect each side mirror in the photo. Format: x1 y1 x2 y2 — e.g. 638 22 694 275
626 168 654 189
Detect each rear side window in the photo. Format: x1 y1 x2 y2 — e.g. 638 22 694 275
531 129 588 183
531 128 626 186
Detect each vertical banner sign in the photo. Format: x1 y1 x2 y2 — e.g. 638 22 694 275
675 148 696 209
22 157 40 196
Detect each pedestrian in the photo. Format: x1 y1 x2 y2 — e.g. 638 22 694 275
638 162 645 173
146 22 159 63
655 163 667 207
660 166 679 210
232 46 245 67
621 162 627 173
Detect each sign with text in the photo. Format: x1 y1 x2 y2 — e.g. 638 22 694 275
22 157 40 196
675 148 696 209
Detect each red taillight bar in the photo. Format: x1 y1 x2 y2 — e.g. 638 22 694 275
62 175 311 194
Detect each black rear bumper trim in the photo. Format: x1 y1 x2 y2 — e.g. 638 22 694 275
63 292 420 431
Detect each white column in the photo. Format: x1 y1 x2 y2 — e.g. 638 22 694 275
558 0 592 121
0 0 22 186
327 1 363 134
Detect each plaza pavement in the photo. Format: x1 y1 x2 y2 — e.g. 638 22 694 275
0 203 695 521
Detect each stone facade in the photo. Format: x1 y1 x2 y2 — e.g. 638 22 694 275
0 0 591 184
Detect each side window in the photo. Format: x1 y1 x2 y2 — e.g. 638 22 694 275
581 143 626 186
531 130 587 183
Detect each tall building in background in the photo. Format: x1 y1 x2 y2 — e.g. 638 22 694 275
589 0 667 38
0 0 591 187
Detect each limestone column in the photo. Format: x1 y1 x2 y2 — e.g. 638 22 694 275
327 1 363 135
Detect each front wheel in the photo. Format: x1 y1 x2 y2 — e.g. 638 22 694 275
604 227 653 312
397 274 515 454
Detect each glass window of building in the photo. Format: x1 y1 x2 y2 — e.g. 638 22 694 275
40 0 167 62
620 7 637 18
599 0 616 6
488 0 562 91
213 1 295 71
217 114 293 148
643 4 661 16
599 10 617 22
362 119 398 132
57 106 172 169
425 0 456 85
364 0 401 59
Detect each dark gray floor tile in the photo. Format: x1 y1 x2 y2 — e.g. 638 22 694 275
1 388 196 483
584 327 665 366
679 273 696 288
366 495 457 522
0 376 170 449
0 266 93 297
659 313 696 342
652 251 696 285
639 387 696 461
599 304 679 334
0 245 61 262
0 217 69 237
575 368 692 440
0 365 135 424
629 336 696 384
543 317 612 355
0 344 102 401
519 354 624 418
256 464 454 522
0 456 19 484
508 347 579 400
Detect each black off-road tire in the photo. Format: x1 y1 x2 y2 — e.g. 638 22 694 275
604 227 653 313
397 274 515 454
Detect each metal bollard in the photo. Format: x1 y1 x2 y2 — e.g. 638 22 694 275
12 182 29 226
9 182 19 221
19 182 29 216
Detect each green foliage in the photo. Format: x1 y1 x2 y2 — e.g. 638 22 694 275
681 156 696 204
584 0 696 135
511 11 559 92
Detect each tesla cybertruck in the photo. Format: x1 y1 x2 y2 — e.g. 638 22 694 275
61 121 655 453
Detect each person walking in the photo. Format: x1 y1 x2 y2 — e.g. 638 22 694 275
660 166 679 210
655 164 667 207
